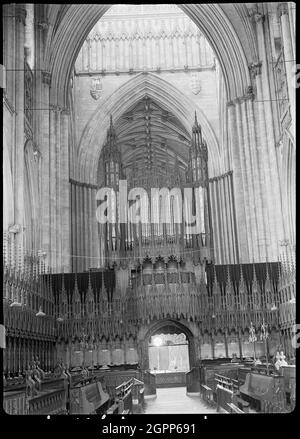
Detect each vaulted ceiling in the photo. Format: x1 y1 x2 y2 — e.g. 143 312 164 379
113 97 191 175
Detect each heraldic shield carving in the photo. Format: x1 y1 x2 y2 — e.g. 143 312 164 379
90 77 102 100
191 72 201 95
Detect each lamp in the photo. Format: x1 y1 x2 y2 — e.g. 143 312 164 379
36 306 46 317
271 304 277 311
153 336 163 347
10 298 22 308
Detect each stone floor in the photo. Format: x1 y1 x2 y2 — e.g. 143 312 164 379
139 387 218 414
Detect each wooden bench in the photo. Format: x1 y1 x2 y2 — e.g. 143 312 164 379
236 397 249 412
201 384 214 404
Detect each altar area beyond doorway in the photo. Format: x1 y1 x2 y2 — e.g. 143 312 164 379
148 333 190 374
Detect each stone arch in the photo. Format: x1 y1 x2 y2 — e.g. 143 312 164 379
77 72 221 183
45 4 255 108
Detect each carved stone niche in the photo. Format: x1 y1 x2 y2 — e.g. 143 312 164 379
249 62 262 81
248 8 265 24
277 3 289 19
41 71 51 86
143 273 152 285
15 6 27 25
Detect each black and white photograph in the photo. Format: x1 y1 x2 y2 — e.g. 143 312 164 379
2 2 296 422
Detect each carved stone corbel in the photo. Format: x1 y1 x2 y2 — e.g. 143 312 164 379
249 62 262 80
15 6 27 25
41 71 51 86
278 3 289 18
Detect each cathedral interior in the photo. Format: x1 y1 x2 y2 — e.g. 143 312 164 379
2 3 296 415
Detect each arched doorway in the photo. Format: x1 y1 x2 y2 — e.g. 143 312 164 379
138 319 196 376
148 332 190 373
142 320 196 387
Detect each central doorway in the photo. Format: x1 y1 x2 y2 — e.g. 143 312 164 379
148 332 190 373
142 320 196 387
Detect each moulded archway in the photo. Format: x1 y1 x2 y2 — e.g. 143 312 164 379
45 4 256 109
137 319 197 370
77 73 221 183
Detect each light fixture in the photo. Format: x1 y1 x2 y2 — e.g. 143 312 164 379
152 336 163 347
36 306 46 317
271 304 277 311
56 317 64 322
212 314 216 319
10 298 22 308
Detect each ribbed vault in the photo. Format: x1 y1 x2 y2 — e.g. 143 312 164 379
45 4 256 108
77 73 220 184
113 98 191 172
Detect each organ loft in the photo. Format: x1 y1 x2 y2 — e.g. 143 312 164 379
2 4 296 415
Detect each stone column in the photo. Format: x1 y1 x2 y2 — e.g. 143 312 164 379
227 102 249 262
88 187 94 269
220 177 231 263
123 339 127 364
240 98 259 260
224 329 229 358
255 12 285 257
60 109 71 272
211 332 215 359
56 109 62 271
278 3 295 137
80 185 85 272
83 186 90 271
49 106 58 270
71 182 76 272
7 337 11 375
40 71 51 267
238 330 243 358
235 98 254 259
92 188 100 267
23 338 27 371
13 337 16 373
75 184 81 272
214 179 223 263
226 174 237 263
14 5 27 253
246 96 267 261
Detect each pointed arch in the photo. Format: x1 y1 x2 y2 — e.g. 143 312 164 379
45 4 255 109
77 73 221 184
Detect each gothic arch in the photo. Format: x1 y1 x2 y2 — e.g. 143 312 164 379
77 73 221 183
138 318 197 369
45 4 255 109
